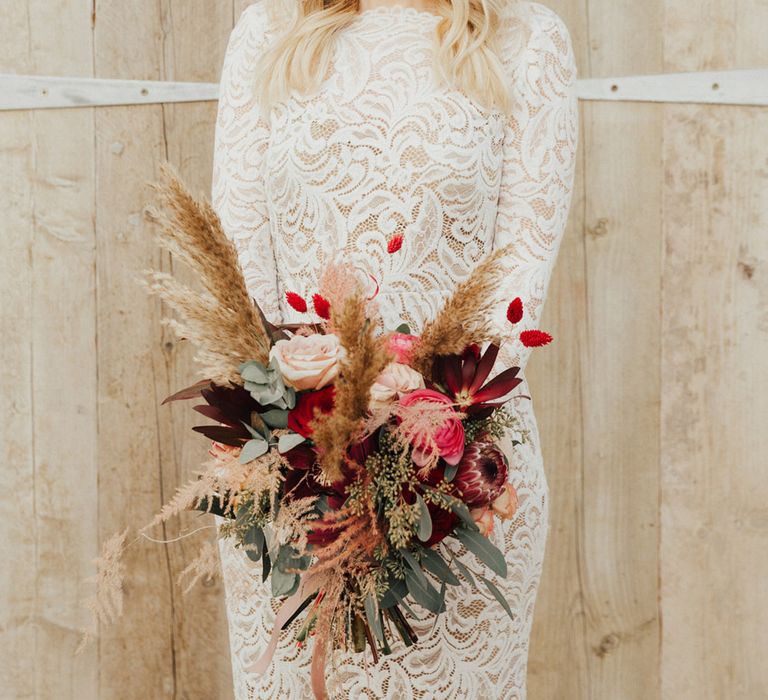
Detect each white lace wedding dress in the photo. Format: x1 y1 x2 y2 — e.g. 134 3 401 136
210 2 577 697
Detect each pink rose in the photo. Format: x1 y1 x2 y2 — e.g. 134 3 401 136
269 333 345 391
369 362 425 411
471 506 495 536
387 332 420 365
491 482 518 520
398 388 465 467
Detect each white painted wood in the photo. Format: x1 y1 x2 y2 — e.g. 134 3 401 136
578 69 768 106
2 69 767 111
0 73 219 110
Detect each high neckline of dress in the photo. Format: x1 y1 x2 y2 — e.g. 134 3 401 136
355 5 442 23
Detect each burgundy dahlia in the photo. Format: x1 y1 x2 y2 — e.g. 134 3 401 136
453 441 509 508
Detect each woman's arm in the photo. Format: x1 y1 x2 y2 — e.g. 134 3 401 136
211 2 282 325
491 2 579 372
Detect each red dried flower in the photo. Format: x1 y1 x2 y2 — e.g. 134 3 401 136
387 233 404 254
506 297 524 324
285 291 308 313
520 330 553 347
312 293 331 320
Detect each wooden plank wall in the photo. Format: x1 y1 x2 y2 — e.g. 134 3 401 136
528 1 768 699
0 1 766 699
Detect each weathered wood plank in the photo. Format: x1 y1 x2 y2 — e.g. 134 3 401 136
529 0 663 697
0 6 36 697
577 69 768 106
157 0 235 694
93 0 177 694
93 1 234 697
0 74 219 111
661 1 768 698
7 2 101 698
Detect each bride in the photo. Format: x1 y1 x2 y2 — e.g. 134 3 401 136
211 0 577 697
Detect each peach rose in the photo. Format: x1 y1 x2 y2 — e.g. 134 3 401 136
491 482 518 520
369 362 425 411
269 333 345 391
471 507 495 536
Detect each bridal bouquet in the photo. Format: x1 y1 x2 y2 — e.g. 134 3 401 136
84 164 553 699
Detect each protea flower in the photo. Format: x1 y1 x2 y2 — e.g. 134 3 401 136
453 441 509 508
435 343 522 419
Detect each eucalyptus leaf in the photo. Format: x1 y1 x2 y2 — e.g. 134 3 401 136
400 549 428 589
420 548 460 586
480 575 515 621
239 360 269 383
261 408 289 429
315 495 331 514
278 432 306 454
365 592 385 643
271 567 299 597
240 437 269 463
261 550 271 582
241 417 270 442
444 463 459 482
450 555 477 589
284 387 297 409
455 527 507 578
415 494 433 543
449 499 479 532
404 566 442 613
276 543 311 574
242 526 265 562
395 323 411 334
380 580 407 609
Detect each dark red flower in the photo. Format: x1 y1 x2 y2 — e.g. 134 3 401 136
312 293 331 320
387 233 404 254
287 385 336 438
285 291 308 313
507 297 524 324
453 441 508 508
436 343 523 418
464 342 481 360
520 330 553 347
424 504 459 546
402 471 459 546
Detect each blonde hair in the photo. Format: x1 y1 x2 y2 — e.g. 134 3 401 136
257 0 515 115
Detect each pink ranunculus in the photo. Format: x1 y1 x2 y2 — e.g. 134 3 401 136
269 332 345 391
369 362 425 411
387 332 420 365
398 388 465 467
471 506 495 536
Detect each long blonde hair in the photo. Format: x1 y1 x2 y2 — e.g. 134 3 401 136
257 0 515 115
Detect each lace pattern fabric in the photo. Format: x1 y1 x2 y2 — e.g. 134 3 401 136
211 2 578 697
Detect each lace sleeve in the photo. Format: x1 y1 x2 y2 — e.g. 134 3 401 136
491 2 579 372
211 2 282 325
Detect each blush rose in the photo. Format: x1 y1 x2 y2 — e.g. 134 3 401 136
369 362 425 411
269 332 345 391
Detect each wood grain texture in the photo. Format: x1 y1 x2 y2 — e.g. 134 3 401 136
93 1 233 697
660 1 768 698
0 1 99 697
0 6 37 697
528 0 663 698
2 1 768 698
